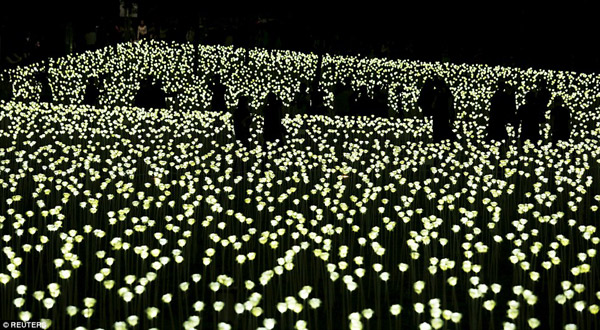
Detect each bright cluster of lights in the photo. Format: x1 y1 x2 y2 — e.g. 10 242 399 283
5 40 600 121
1 41 600 329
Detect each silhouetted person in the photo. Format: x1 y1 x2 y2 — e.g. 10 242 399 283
37 70 53 103
149 80 167 109
520 77 551 138
234 96 253 149
431 78 455 142
518 92 541 143
418 77 436 117
532 78 551 120
354 85 372 116
505 83 519 131
137 20 148 40
307 55 327 116
333 77 353 116
263 93 285 144
134 77 167 109
290 81 311 116
347 85 359 115
487 80 516 141
208 74 227 112
134 77 151 107
372 84 389 117
308 84 327 115
0 73 12 101
362 86 383 117
83 77 100 106
550 96 571 143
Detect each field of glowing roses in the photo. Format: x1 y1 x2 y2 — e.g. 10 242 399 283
1 40 600 330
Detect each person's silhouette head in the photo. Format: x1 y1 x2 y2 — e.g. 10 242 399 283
432 75 444 87
359 85 368 97
395 84 403 94
266 92 278 105
526 92 536 104
374 84 387 97
238 96 249 110
299 82 308 94
141 76 152 86
536 78 547 90
554 95 564 106
36 70 48 82
497 79 506 91
433 77 443 90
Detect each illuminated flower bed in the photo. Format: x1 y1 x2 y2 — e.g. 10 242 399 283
1 40 600 329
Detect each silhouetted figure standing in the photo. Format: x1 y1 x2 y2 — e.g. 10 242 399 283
233 96 253 149
0 73 12 101
83 77 100 107
134 77 151 108
418 77 436 117
506 83 519 132
263 93 285 144
308 84 327 116
333 78 353 116
550 96 571 143
431 78 455 142
521 78 551 137
37 70 53 103
208 74 228 112
532 78 551 121
354 85 372 116
290 82 311 116
518 92 541 143
134 77 167 109
307 55 327 116
149 80 167 109
372 84 389 117
137 20 148 40
487 80 516 141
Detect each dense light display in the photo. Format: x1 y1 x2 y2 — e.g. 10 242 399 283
0 40 600 329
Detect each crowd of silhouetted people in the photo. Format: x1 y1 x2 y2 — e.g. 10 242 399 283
131 58 573 148
484 77 570 144
0 54 573 155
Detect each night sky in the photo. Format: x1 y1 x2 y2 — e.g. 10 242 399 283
1 1 598 72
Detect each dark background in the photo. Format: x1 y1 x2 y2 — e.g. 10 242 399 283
1 1 598 72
